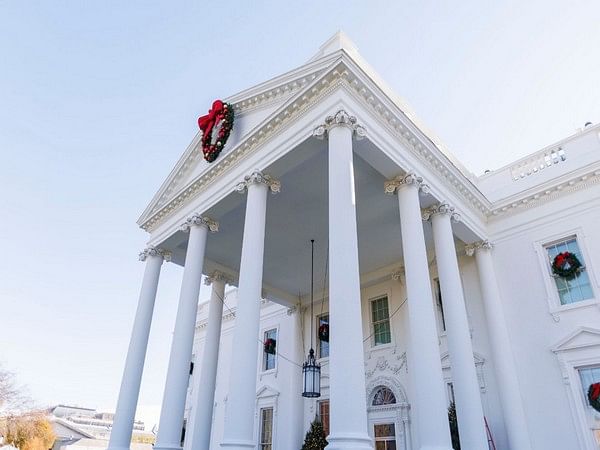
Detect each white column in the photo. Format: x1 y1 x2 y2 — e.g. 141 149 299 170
315 110 372 450
385 174 452 450
466 241 532 450
187 271 228 450
287 306 304 449
108 247 169 450
155 215 218 450
220 171 279 450
426 204 488 450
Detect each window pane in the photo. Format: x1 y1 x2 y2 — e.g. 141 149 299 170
579 366 600 398
319 400 330 437
371 297 391 346
374 321 391 345
319 315 329 358
260 408 273 447
374 423 395 437
264 329 277 371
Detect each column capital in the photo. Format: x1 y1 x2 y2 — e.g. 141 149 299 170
139 247 171 262
422 202 461 223
204 270 233 286
181 214 219 233
312 109 366 140
384 172 430 195
464 240 493 256
235 170 281 194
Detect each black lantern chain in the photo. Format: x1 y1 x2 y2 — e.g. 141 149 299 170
302 239 321 398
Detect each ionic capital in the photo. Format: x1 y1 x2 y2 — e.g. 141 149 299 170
464 240 493 256
204 270 232 286
422 202 461 223
384 172 430 195
313 109 366 140
235 170 281 194
181 214 219 233
139 247 171 262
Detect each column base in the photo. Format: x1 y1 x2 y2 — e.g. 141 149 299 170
106 446 132 450
325 433 373 450
220 439 255 449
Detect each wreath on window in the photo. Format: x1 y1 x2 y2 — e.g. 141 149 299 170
263 338 276 355
551 251 582 279
318 323 329 342
197 99 235 163
588 382 600 413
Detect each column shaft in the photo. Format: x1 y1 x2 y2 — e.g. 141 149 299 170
474 246 532 450
430 211 488 450
326 124 372 450
221 179 270 449
188 277 226 450
396 181 452 450
108 250 165 450
155 223 210 450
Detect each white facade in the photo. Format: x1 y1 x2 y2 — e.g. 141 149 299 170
108 32 600 450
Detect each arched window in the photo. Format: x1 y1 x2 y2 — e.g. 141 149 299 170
372 386 396 406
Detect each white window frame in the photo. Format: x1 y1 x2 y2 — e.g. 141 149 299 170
552 327 600 450
534 228 599 315
255 386 279 450
369 294 393 348
261 326 279 374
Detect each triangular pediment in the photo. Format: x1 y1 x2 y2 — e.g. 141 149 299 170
256 385 280 398
137 32 485 233
552 327 600 353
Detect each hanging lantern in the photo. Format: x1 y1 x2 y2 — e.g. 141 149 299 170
302 239 321 398
302 348 321 398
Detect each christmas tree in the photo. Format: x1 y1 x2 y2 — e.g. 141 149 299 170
301 418 328 450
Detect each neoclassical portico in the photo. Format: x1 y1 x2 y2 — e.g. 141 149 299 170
108 32 539 450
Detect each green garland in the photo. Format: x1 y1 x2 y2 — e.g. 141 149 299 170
551 251 582 279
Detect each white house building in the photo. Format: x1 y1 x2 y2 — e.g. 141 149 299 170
106 32 600 450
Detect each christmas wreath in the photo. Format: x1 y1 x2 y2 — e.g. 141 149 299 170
318 323 329 342
197 99 235 163
551 251 582 279
589 382 600 413
264 338 276 355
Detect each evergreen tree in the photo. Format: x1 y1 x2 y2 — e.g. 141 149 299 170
301 418 328 450
448 401 461 450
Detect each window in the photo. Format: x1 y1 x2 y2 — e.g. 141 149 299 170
434 278 446 332
374 423 396 450
259 407 273 450
579 366 600 402
372 387 397 406
263 328 277 371
447 382 455 406
545 237 593 305
318 315 329 359
318 400 330 437
371 296 391 346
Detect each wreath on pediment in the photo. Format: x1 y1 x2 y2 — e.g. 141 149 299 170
198 99 235 163
551 251 582 279
588 382 600 412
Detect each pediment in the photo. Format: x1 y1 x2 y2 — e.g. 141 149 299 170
552 327 600 353
137 34 488 234
256 385 280 398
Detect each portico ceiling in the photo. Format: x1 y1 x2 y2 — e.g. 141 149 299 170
160 136 458 303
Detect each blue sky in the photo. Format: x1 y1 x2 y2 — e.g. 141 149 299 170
1 0 599 429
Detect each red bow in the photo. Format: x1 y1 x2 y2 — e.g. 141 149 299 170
198 100 225 135
555 252 568 267
592 383 600 401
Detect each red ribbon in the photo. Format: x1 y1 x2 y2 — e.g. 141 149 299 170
592 383 600 401
198 100 225 135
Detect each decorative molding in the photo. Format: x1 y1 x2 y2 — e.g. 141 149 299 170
365 353 407 378
384 172 430 195
138 247 171 262
421 202 461 223
312 109 366 140
464 240 493 256
180 214 219 233
235 170 281 194
204 270 232 286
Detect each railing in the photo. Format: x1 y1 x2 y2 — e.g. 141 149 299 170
510 147 566 181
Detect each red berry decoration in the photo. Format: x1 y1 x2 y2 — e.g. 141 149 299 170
198 99 235 163
264 338 276 355
588 382 600 413
318 323 329 342
551 251 582 279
